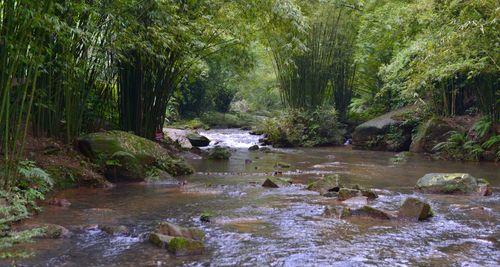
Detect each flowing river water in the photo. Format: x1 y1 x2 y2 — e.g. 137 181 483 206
9 129 500 266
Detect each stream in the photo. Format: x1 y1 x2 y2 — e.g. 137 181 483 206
10 129 500 266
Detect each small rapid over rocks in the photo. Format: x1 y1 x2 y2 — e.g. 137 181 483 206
9 129 499 266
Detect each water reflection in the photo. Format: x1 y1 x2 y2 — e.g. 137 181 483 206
11 129 499 266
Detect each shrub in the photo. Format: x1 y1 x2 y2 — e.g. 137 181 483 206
262 106 344 147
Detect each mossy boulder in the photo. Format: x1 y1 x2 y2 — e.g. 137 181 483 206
186 133 211 147
149 233 204 256
352 107 416 152
306 175 340 195
398 198 433 221
262 177 292 188
77 131 193 182
207 146 231 160
416 173 492 196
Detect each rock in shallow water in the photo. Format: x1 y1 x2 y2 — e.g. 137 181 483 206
149 222 205 256
155 222 205 241
416 173 492 196
398 197 433 221
99 225 130 236
341 206 395 220
262 177 292 188
338 188 361 201
186 133 211 147
149 233 204 256
207 146 231 160
307 175 340 195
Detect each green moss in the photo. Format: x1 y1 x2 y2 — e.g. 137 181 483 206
167 237 204 256
79 131 193 179
208 147 231 160
200 212 212 223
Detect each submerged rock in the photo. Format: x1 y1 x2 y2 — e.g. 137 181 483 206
416 173 492 196
149 222 205 256
154 222 205 241
99 225 130 236
149 233 204 256
35 224 71 239
262 177 291 188
274 162 291 168
307 175 340 195
186 133 211 147
77 131 193 182
207 146 231 160
200 212 212 223
47 198 71 207
341 206 394 220
248 145 259 151
398 198 433 221
338 188 361 201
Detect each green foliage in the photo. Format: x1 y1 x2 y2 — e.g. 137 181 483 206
433 116 499 161
262 106 344 147
0 160 52 259
272 2 358 119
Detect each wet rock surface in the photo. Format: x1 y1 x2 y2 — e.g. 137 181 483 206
149 222 205 256
77 130 193 182
398 198 433 221
352 107 415 152
186 133 211 147
416 173 492 196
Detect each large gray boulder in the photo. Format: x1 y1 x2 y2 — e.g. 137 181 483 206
352 107 416 152
416 173 492 196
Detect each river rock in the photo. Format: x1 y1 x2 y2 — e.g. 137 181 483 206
338 188 361 201
186 133 211 147
341 206 394 220
207 146 231 160
164 128 193 149
77 131 193 182
248 145 259 151
100 225 130 236
307 175 340 195
149 233 204 256
262 177 291 188
47 198 71 207
398 198 433 221
274 162 291 168
352 107 415 152
416 173 492 196
37 224 71 239
154 222 205 241
360 189 378 200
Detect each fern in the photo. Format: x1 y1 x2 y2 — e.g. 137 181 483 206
482 135 500 149
472 116 492 139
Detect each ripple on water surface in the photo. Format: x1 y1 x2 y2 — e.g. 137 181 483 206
10 129 500 266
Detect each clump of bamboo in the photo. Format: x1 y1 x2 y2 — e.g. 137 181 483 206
271 5 357 121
